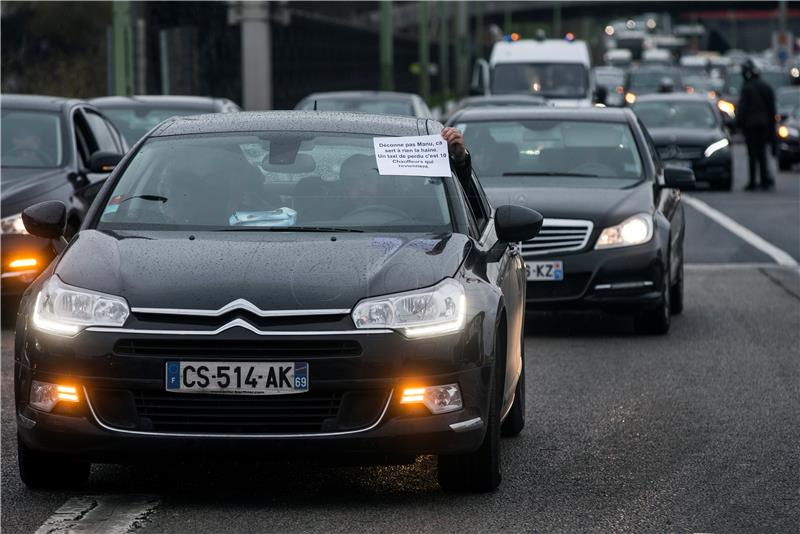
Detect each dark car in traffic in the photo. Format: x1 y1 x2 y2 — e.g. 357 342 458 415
623 66 684 105
14 111 542 493
1 95 127 298
451 94 547 113
777 105 800 170
91 95 240 145
447 106 691 334
294 91 432 118
633 93 733 190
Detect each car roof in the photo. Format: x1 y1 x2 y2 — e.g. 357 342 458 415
450 106 631 123
490 39 590 66
90 95 223 108
149 110 435 137
0 93 82 111
458 95 546 105
633 93 714 103
301 91 419 102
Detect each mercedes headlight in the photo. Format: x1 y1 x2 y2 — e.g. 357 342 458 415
704 138 730 158
778 125 799 139
1 213 28 235
352 278 466 339
32 276 130 336
595 213 654 249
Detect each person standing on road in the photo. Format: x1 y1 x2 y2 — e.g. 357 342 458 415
736 59 777 191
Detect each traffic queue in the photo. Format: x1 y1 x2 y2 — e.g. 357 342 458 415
1 31 796 494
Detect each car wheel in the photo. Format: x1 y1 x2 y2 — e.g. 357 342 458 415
18 435 90 490
634 266 671 335
501 347 525 438
670 258 684 315
437 329 503 492
779 157 791 171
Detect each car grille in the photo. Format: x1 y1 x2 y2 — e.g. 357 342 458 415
89 388 391 434
520 218 594 257
113 339 362 359
658 144 704 160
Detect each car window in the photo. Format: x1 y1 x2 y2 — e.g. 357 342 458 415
492 63 588 99
97 132 453 234
633 101 718 129
458 119 643 184
298 99 415 117
0 109 65 168
100 106 212 145
83 110 121 153
637 119 662 171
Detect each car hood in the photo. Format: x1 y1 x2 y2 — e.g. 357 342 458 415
646 128 724 147
1 167 66 211
482 177 653 227
54 230 469 310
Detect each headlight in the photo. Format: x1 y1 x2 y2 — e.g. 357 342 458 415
717 99 735 117
778 125 799 139
352 278 466 339
32 276 130 336
704 138 730 158
595 213 654 249
1 213 28 235
624 92 636 105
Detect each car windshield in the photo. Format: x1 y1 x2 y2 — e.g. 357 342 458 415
1 110 64 168
627 70 683 93
97 132 452 233
724 71 790 96
634 101 717 129
100 106 213 145
298 99 414 116
595 70 625 87
455 119 643 182
777 89 800 115
491 63 589 98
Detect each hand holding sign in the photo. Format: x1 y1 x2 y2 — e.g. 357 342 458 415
441 127 467 164
373 134 451 177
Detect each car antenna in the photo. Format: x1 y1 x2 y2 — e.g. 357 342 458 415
313 100 318 111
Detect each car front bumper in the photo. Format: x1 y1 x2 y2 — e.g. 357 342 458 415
778 139 800 162
524 238 666 311
16 325 492 463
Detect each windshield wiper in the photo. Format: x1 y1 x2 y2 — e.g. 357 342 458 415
502 171 600 177
219 226 364 233
118 194 168 203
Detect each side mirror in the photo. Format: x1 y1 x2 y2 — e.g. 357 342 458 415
495 205 543 243
663 165 696 190
89 151 123 173
22 201 67 239
594 86 608 105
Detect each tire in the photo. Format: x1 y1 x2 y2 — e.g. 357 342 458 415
779 157 791 171
669 258 684 315
18 436 90 490
501 353 525 437
437 329 503 492
634 266 671 335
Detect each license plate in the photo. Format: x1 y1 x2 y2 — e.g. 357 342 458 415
165 361 308 395
526 261 564 281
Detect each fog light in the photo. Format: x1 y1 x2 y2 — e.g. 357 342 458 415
29 381 79 412
400 383 462 414
9 257 37 269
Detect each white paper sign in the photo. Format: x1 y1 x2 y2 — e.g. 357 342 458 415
373 135 451 177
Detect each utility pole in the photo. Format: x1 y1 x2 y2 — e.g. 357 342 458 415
455 1 468 96
474 1 484 60
439 1 449 99
112 1 134 96
230 1 272 110
418 1 430 101
380 1 394 91
553 2 561 38
504 3 512 33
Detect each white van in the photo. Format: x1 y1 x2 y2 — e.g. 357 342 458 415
472 38 594 107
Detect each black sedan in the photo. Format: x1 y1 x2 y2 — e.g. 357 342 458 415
1 94 127 298
633 93 733 190
447 106 691 334
14 111 542 493
90 95 240 145
294 91 432 118
777 105 800 171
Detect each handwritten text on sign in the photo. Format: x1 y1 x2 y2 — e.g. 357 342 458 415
373 135 451 177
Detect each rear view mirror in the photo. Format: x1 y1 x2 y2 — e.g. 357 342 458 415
594 86 608 105
89 151 123 173
495 205 544 243
663 165 696 190
22 201 67 239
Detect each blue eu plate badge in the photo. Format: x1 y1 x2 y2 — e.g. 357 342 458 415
166 361 180 390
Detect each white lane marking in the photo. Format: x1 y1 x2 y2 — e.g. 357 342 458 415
683 195 799 268
34 495 159 534
687 263 800 272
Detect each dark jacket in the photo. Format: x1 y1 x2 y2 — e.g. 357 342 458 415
736 75 776 134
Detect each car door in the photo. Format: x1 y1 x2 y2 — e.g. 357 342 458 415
72 107 122 207
459 169 525 413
